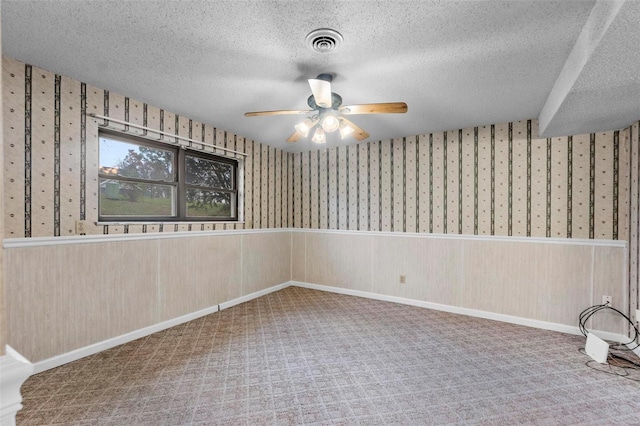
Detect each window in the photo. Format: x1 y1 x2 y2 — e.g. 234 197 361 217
99 131 237 221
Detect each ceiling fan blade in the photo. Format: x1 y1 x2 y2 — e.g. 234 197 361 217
340 117 370 141
308 79 332 108
339 102 408 115
286 131 301 143
244 109 312 117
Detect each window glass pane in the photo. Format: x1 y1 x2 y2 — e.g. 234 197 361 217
186 155 233 189
100 178 175 217
100 137 174 181
186 189 233 217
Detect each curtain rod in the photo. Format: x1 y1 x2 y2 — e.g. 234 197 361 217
88 114 248 157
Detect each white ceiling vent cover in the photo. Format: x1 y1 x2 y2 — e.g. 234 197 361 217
305 28 343 53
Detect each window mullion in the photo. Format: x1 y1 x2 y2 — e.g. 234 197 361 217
177 148 187 220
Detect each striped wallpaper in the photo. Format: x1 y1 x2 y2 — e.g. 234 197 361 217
3 57 289 237
1 56 633 244
289 123 629 240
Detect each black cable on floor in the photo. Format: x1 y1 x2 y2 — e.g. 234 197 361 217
578 303 640 351
577 304 640 382
579 348 640 383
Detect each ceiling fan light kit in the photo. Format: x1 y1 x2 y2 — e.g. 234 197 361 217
321 113 340 133
244 29 407 145
338 118 355 139
244 73 407 144
311 127 326 144
294 117 317 138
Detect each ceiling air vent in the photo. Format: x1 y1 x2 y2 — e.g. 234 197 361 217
305 28 343 53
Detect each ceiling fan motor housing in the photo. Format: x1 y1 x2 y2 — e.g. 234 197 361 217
307 93 342 110
316 73 333 82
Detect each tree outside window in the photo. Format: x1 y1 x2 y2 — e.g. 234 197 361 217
99 132 237 221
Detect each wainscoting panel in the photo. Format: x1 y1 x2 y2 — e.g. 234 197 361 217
371 236 464 305
461 240 554 319
534 243 593 326
157 235 242 322
4 230 291 363
295 230 627 336
5 239 158 362
591 245 627 333
304 232 373 292
4 228 632 366
290 231 306 282
241 231 291 294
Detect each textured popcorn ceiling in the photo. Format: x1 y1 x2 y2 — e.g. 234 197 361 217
2 0 639 152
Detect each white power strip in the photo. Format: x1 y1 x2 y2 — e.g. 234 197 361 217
585 332 609 364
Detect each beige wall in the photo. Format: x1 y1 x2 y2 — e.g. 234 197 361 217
0 3 5 356
628 121 640 334
2 57 291 238
292 230 628 335
289 123 629 240
286 121 637 342
3 54 638 364
5 231 291 363
2 56 294 363
5 228 630 364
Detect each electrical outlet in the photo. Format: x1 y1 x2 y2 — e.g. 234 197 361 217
399 275 406 284
75 220 87 235
602 295 612 305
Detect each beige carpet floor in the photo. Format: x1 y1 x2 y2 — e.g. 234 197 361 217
16 286 640 425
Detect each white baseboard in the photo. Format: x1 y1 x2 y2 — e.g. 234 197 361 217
0 346 33 426
32 281 294 374
290 281 629 343
33 304 220 374
30 279 633 375
219 282 290 311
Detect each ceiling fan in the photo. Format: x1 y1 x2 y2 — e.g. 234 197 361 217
244 74 408 144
